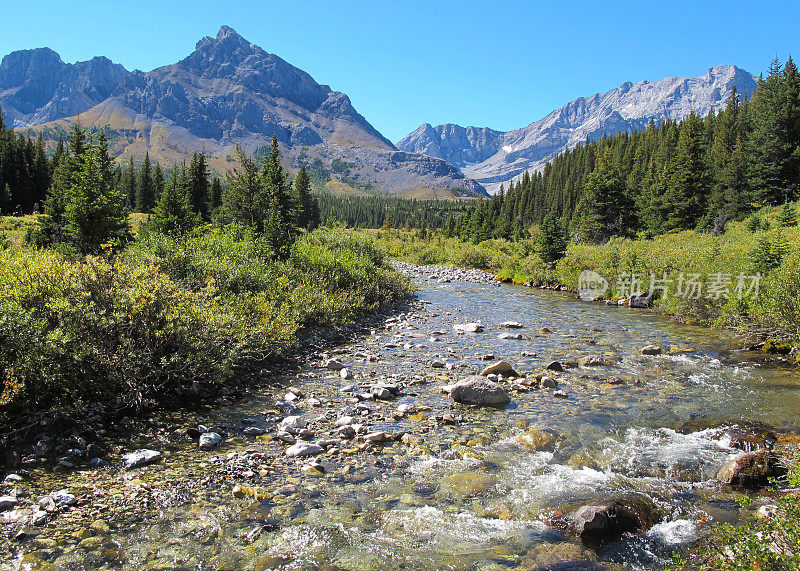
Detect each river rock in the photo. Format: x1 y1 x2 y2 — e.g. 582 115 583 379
716 449 786 487
199 432 222 450
325 359 345 371
480 361 516 376
340 368 353 380
285 443 324 458
498 321 524 328
641 345 662 356
498 332 523 340
578 355 617 367
448 376 511 407
454 322 483 333
515 428 558 452
545 361 563 372
556 495 661 543
0 496 17 512
244 427 266 436
541 377 558 388
122 449 162 470
629 293 651 308
280 416 307 434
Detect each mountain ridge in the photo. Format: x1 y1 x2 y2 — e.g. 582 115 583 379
0 27 486 198
398 64 758 193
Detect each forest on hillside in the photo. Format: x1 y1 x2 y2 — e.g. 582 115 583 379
446 58 800 244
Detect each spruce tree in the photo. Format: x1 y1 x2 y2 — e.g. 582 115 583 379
148 168 199 236
536 211 567 263
63 141 129 254
222 146 267 231
663 111 708 230
187 152 210 220
294 165 319 230
136 152 155 212
776 201 798 227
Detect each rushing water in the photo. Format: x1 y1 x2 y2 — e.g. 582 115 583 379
5 277 800 570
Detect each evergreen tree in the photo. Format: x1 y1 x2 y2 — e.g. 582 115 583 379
663 111 708 230
776 201 798 227
148 168 199 236
210 176 222 210
294 165 319 230
187 152 210 220
536 211 567 263
63 141 129 254
575 150 632 243
261 135 297 257
222 146 268 231
136 152 156 212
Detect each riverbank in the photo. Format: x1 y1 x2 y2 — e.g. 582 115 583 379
0 225 413 444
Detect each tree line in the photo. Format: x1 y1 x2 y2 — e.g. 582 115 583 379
20 124 319 258
446 57 800 246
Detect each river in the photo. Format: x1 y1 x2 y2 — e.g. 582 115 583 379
3 272 799 570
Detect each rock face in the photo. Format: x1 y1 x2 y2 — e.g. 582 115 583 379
448 376 510 407
716 450 786 487
556 495 661 544
0 27 486 198
398 65 757 193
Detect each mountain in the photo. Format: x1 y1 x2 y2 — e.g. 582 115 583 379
397 65 758 193
0 27 486 198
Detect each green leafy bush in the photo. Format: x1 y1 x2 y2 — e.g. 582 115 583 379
0 226 411 412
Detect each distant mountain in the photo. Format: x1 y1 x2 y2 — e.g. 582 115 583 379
398 65 758 193
0 26 486 198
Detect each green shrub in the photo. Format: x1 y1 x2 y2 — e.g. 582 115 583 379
0 226 411 413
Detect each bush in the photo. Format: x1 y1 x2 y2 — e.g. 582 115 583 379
0 226 411 413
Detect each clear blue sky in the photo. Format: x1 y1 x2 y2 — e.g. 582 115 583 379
2 0 798 142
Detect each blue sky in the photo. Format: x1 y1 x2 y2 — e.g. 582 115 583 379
2 0 799 142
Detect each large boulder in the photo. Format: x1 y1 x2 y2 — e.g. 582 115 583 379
555 495 661 544
716 449 786 487
448 376 510 407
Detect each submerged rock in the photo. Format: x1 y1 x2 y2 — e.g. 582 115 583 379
716 449 786 487
641 345 662 356
122 449 162 470
454 322 483 333
448 376 511 407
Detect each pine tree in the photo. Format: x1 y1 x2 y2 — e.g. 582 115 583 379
575 150 632 243
536 211 567 263
63 142 129 254
210 176 222 210
294 165 319 230
663 111 708 230
776 201 798 227
222 146 267 231
148 168 200 236
261 135 297 257
136 152 155 212
187 152 210 220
